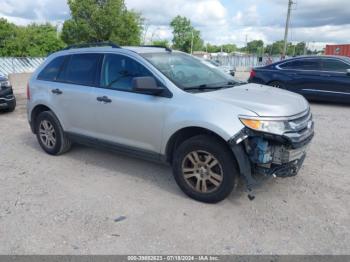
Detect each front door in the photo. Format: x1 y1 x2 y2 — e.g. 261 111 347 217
93 53 166 154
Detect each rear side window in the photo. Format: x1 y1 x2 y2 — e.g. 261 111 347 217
58 54 102 86
279 59 321 70
279 60 305 69
322 59 350 72
37 56 65 81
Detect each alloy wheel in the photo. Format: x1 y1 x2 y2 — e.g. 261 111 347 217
39 120 56 149
181 150 224 194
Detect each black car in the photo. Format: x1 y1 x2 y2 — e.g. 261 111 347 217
0 76 16 112
249 56 350 103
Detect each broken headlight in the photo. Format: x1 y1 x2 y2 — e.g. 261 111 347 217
239 117 289 136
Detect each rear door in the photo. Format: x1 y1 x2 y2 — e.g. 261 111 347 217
52 53 103 137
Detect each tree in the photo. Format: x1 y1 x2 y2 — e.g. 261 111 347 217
266 40 285 55
151 39 169 48
266 41 310 56
0 19 17 55
206 44 221 53
170 16 203 53
22 24 65 56
61 0 143 45
0 19 65 57
246 40 264 54
205 43 236 53
294 42 306 56
222 44 237 53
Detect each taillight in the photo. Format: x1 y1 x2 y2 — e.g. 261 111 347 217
250 69 256 79
26 83 30 100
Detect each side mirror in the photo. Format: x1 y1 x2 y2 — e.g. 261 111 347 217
132 76 164 95
347 69 350 76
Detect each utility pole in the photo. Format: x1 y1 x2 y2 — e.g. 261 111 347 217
190 30 194 54
283 0 294 58
304 42 308 55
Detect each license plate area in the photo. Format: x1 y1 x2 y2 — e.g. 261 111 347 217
272 145 308 165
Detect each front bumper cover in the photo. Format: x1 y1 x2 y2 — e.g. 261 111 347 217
0 86 15 109
229 120 314 193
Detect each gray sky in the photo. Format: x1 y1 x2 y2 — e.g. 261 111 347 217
0 0 349 49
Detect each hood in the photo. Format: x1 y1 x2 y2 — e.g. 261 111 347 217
197 83 309 117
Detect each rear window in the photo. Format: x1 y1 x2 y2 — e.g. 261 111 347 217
37 56 65 81
57 54 102 86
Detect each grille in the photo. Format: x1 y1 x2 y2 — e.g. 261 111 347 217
288 110 313 133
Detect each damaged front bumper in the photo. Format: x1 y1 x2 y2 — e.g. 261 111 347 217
229 110 314 192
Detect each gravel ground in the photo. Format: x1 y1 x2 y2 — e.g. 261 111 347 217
0 74 349 255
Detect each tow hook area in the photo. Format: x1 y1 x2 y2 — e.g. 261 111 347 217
230 129 309 201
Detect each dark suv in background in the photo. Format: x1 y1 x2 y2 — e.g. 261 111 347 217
249 56 350 103
0 75 16 112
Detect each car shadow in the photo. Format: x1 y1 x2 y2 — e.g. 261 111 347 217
310 100 350 107
21 135 188 199
22 133 283 203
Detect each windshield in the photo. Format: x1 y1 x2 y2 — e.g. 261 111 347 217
142 52 236 91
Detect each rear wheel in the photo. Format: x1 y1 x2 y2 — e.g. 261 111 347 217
268 81 285 89
172 135 238 203
35 111 71 155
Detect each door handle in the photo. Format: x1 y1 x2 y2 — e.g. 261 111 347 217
319 74 331 77
97 96 112 103
51 88 63 95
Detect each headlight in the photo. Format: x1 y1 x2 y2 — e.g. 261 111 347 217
239 117 288 135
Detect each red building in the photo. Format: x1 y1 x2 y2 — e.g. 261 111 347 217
325 44 350 57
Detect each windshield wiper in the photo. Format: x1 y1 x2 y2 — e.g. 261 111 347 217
184 81 237 91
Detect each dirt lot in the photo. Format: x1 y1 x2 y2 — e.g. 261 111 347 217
0 73 349 255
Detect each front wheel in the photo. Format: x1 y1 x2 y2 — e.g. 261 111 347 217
172 135 238 203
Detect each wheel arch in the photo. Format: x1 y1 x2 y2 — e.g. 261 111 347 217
30 104 55 134
165 126 232 164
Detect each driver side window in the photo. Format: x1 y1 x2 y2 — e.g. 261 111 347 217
101 54 153 91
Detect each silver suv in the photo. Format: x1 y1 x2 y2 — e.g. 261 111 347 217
27 43 314 203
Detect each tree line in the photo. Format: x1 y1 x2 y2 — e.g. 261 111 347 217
0 0 316 57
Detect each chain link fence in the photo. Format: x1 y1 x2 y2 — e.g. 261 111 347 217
0 57 46 76
214 55 281 71
0 55 283 76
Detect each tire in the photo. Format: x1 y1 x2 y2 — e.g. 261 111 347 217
268 81 285 89
35 111 71 155
172 135 239 203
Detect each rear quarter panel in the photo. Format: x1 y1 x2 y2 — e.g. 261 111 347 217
250 66 295 87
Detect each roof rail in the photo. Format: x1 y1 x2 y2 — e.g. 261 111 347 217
62 42 121 51
140 45 172 52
